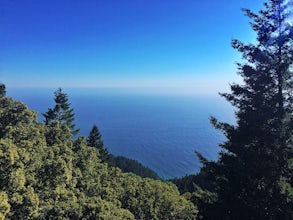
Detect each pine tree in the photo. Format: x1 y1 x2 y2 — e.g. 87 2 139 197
198 1 293 219
87 125 109 163
0 84 6 98
43 88 79 136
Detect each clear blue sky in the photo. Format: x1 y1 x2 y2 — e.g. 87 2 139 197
0 0 264 95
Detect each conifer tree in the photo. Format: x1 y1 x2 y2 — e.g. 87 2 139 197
87 125 109 163
198 1 293 219
0 83 6 98
43 88 79 136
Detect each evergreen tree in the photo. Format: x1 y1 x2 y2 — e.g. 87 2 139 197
0 83 6 98
198 1 293 219
43 88 79 136
87 125 109 163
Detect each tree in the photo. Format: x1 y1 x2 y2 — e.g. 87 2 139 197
43 88 79 136
0 84 6 98
87 125 109 163
0 97 37 139
198 1 293 219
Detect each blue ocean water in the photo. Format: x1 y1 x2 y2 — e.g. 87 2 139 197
7 88 235 179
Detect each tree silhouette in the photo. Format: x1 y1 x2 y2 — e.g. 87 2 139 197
0 84 6 98
87 124 109 163
198 1 293 219
43 88 79 136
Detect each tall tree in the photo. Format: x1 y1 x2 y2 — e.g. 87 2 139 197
43 88 79 136
87 125 109 163
198 1 293 219
0 83 6 98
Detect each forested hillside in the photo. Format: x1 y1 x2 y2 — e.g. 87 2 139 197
109 155 161 180
0 90 198 219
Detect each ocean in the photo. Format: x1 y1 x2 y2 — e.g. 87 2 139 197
7 88 235 179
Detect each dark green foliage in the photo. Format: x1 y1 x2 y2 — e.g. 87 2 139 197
171 173 217 219
43 88 79 136
170 171 213 194
109 155 161 180
183 186 217 220
0 84 6 98
171 174 198 193
197 1 293 219
87 124 109 163
0 94 198 219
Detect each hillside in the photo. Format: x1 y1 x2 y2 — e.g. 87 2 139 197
0 95 198 219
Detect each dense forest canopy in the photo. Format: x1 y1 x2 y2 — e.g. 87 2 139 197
0 89 198 219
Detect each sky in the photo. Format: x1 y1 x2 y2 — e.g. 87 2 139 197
0 0 265 95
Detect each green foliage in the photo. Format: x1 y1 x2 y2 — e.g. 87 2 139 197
196 1 293 219
120 174 198 220
171 174 218 219
0 192 10 220
109 155 161 180
87 124 109 163
183 186 217 220
0 97 37 138
170 171 213 194
43 88 79 136
0 95 198 219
